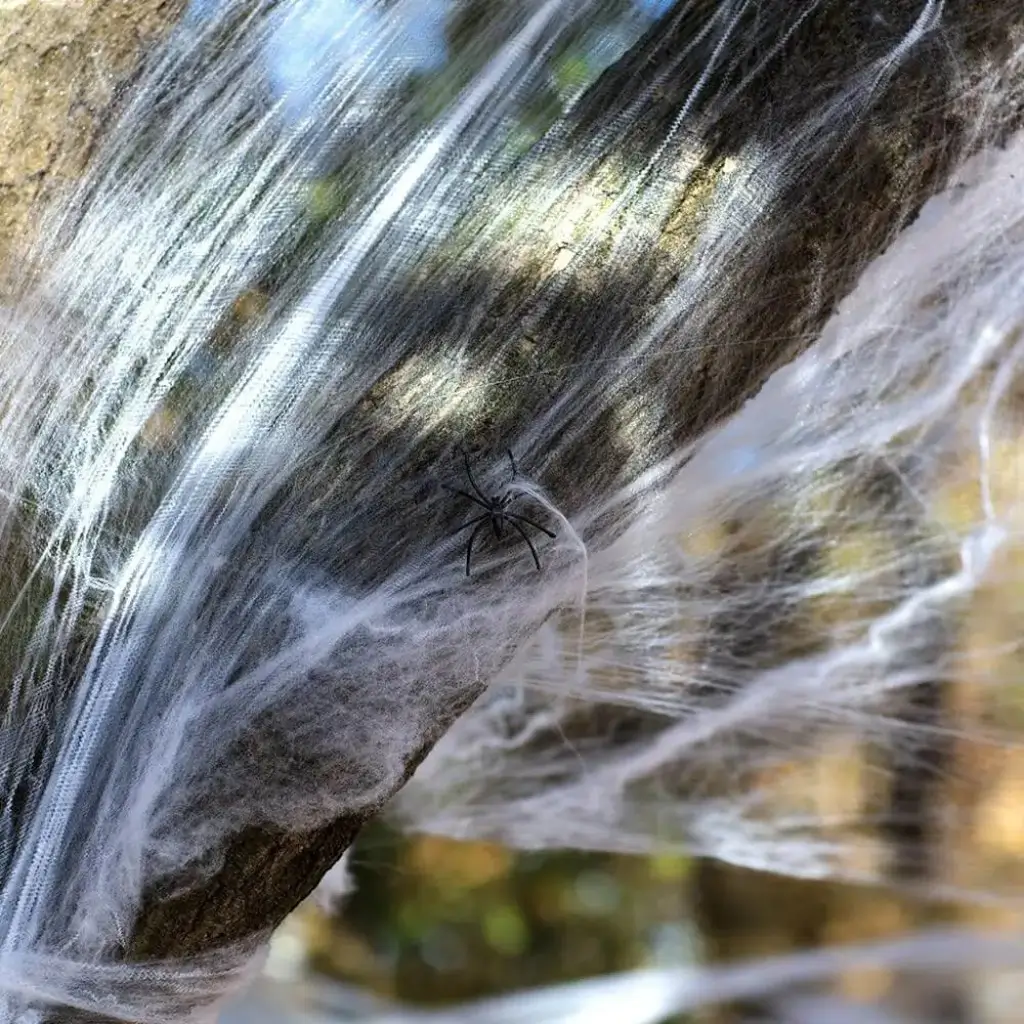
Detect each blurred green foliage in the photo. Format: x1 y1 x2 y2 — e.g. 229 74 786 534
303 820 695 1005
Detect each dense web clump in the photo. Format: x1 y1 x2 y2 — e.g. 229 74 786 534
0 0 1023 1020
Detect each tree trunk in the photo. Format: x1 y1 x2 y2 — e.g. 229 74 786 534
15 1 1024 1018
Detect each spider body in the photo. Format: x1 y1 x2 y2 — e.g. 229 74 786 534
447 449 556 576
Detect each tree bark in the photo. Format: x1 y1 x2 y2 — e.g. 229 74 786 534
0 0 183 283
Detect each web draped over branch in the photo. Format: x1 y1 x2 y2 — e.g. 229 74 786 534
402 139 1024 898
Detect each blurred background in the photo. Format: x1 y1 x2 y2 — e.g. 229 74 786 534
218 820 1024 1022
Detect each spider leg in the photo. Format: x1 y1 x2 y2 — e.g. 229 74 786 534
506 449 517 486
508 518 543 572
466 518 489 576
451 512 489 536
443 485 494 515
504 511 557 539
462 448 490 504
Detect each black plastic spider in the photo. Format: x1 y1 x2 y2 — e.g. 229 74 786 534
446 449 556 576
